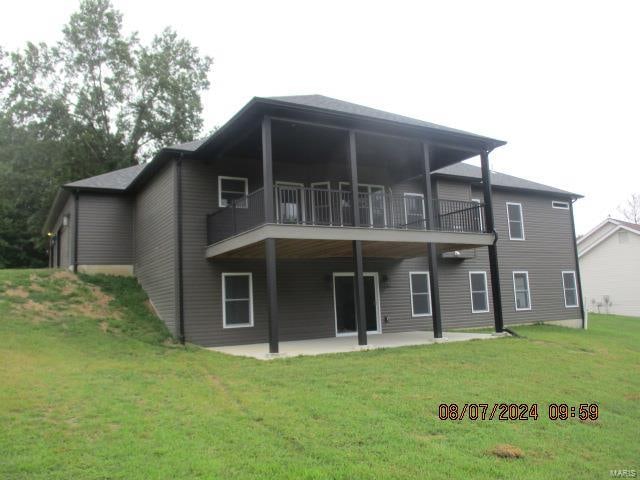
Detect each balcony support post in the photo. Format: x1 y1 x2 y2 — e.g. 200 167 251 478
265 237 279 354
421 142 443 338
262 116 275 223
348 131 367 346
480 150 504 333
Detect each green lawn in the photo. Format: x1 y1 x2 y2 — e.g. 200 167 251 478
0 269 638 479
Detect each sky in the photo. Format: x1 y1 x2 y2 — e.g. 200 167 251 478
1 0 639 234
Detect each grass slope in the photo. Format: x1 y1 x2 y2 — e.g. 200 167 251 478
0 269 638 479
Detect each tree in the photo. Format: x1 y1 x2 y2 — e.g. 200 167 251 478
0 0 212 267
617 193 640 224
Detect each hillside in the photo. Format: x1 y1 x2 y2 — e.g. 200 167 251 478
0 269 638 479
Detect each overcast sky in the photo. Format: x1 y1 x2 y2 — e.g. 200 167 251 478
2 0 639 234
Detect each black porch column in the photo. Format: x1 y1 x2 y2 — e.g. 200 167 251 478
348 131 367 346
262 117 279 353
422 143 443 339
480 150 504 333
265 238 279 353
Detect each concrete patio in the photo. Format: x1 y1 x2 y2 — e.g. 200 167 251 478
208 330 506 360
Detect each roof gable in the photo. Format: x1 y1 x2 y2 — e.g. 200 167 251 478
64 164 146 191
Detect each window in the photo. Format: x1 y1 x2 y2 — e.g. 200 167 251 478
276 181 305 223
410 272 431 316
562 271 578 308
472 198 484 231
222 273 254 328
552 200 569 210
404 193 426 230
469 271 489 313
512 271 532 311
506 202 525 240
218 176 248 208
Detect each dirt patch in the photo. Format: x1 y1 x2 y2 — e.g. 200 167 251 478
624 392 640 401
489 444 524 459
29 283 45 292
61 283 77 296
99 321 109 333
5 287 29 298
52 271 76 281
579 418 600 426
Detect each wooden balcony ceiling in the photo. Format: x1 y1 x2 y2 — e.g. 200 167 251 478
213 238 477 260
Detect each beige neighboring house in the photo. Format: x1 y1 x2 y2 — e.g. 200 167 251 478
577 218 640 317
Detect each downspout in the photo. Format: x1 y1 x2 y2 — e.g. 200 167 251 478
176 155 186 344
570 198 586 328
73 190 79 273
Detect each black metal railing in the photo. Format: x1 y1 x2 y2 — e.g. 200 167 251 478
206 185 486 245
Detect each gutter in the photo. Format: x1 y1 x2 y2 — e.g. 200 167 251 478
73 190 79 273
176 155 186 344
570 199 586 328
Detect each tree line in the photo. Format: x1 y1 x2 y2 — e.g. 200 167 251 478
0 0 212 267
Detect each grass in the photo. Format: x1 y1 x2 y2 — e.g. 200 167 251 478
0 269 638 479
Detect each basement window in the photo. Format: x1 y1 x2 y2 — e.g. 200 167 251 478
222 273 254 328
562 271 578 308
410 272 432 317
469 271 489 313
513 271 532 311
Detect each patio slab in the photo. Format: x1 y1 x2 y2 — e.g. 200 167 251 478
208 330 504 360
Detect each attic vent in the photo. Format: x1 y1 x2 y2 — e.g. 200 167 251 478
552 201 569 210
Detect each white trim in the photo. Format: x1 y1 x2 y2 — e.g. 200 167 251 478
577 218 618 245
552 200 570 210
512 271 532 311
275 181 306 223
409 271 432 317
403 193 426 229
222 272 254 328
578 224 640 257
218 176 249 208
506 202 525 240
469 271 490 313
472 198 484 231
332 272 382 336
310 181 332 224
561 270 579 308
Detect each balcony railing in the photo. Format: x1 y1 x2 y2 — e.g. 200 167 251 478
207 185 485 245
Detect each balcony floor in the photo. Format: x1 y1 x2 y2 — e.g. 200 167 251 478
205 224 494 259
208 330 504 360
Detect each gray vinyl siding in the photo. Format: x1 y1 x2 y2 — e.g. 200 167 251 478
436 182 580 330
436 179 471 201
52 195 75 268
77 193 133 265
133 161 177 335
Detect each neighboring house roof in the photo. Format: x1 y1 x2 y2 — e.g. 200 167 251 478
577 217 640 257
434 162 580 198
64 164 147 191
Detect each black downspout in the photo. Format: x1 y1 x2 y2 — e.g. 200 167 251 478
176 155 186 344
73 190 79 273
570 199 586 328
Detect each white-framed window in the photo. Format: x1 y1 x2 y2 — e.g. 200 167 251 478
472 198 484 231
512 271 532 311
218 176 248 208
409 271 432 317
506 202 525 240
562 271 578 308
469 271 489 313
404 193 426 230
222 273 254 328
310 181 332 225
552 200 570 210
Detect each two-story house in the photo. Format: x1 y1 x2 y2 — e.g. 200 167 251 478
43 95 584 353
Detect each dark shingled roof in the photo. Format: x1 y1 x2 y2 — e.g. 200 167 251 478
266 95 502 143
64 164 147 191
166 138 206 152
434 162 580 197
